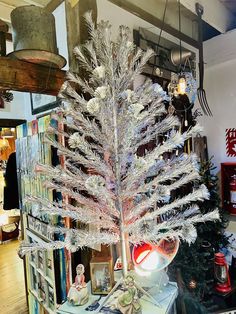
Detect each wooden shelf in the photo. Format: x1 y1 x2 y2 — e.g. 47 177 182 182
29 260 54 286
0 57 66 95
29 289 55 314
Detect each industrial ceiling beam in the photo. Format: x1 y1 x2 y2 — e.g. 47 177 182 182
45 0 64 13
181 0 235 34
108 0 199 48
65 0 97 72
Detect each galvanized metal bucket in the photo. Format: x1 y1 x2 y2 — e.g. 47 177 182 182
8 5 66 68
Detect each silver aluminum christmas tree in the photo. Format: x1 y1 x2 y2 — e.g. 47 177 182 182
20 13 219 283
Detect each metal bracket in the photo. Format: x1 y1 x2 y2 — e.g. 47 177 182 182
195 2 204 17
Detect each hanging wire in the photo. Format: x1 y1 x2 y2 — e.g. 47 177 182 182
178 0 183 72
151 0 169 76
178 0 195 76
157 0 169 50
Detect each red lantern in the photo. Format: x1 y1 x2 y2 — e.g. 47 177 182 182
229 175 236 215
214 252 231 293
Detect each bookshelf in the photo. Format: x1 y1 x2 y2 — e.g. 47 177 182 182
16 116 68 314
26 229 56 314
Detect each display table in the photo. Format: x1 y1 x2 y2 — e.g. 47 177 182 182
57 281 178 314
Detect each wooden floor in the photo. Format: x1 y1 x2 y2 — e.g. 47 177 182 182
0 240 28 314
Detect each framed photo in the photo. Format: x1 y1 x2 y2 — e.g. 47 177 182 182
90 257 114 295
30 93 59 115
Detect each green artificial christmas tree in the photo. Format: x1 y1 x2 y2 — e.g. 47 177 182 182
170 157 230 312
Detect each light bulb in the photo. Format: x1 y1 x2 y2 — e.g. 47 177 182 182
141 251 160 271
155 68 163 77
178 77 186 95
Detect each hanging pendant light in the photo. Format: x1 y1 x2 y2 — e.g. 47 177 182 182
176 0 186 96
170 48 192 67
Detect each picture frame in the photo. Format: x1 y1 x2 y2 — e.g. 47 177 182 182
30 93 60 115
90 257 114 295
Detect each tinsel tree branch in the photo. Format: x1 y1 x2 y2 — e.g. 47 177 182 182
25 195 117 228
129 209 220 245
19 228 119 256
127 184 210 229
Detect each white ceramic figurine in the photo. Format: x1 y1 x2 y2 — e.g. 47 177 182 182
67 264 89 306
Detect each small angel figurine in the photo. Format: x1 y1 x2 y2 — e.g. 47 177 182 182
106 275 141 314
67 264 89 306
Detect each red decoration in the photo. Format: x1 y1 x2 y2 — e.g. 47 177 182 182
221 163 236 215
214 252 231 293
114 257 123 270
226 128 236 157
132 239 179 274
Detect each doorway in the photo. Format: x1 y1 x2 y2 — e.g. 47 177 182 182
0 119 28 314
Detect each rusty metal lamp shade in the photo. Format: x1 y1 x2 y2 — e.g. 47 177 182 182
8 5 66 69
170 48 192 67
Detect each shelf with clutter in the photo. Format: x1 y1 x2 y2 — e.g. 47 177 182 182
57 240 179 313
57 270 178 314
16 115 69 313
